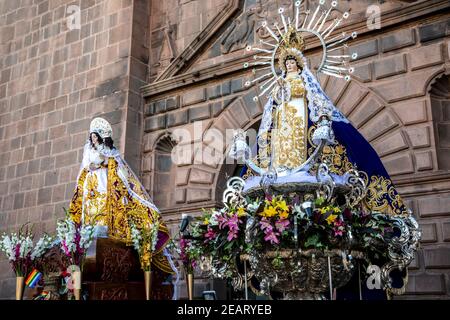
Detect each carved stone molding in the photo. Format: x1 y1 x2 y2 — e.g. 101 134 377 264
154 0 241 82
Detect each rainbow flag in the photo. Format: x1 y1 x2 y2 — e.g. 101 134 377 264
25 269 42 288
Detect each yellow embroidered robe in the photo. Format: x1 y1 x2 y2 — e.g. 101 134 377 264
264 72 308 172
69 144 173 274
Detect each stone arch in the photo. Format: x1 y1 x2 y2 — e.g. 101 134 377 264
428 71 450 170
181 87 265 204
323 76 416 176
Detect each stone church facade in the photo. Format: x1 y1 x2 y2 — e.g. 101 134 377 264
0 0 449 299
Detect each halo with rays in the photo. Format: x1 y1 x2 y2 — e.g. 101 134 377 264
244 0 358 102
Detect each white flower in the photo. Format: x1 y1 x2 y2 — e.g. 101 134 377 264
19 235 33 259
1 231 35 262
0 234 15 261
130 225 142 251
79 225 94 250
150 221 160 252
56 217 93 256
209 211 220 226
31 234 54 260
247 202 260 214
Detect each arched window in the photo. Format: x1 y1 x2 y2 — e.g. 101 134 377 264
430 74 450 170
153 135 177 209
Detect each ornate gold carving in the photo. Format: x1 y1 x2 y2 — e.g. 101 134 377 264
242 167 255 180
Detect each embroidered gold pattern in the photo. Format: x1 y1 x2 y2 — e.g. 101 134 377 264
288 76 306 98
365 175 408 215
258 75 308 171
83 172 108 225
69 169 88 224
272 103 307 169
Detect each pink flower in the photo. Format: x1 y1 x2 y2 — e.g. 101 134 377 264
264 232 280 244
61 241 70 257
275 218 290 232
333 219 345 237
260 218 280 244
14 244 20 259
259 218 273 233
179 238 190 265
227 230 238 241
218 213 241 242
204 228 217 242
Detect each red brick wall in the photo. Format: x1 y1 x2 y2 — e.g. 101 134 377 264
0 0 149 298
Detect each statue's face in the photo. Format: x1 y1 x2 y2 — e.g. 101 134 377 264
285 59 298 73
91 133 99 146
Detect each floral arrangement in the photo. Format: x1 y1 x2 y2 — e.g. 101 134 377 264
182 194 397 275
56 215 95 268
130 220 160 271
0 225 34 277
179 236 200 274
0 225 55 278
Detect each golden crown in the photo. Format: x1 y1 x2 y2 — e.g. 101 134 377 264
280 26 305 52
277 26 306 73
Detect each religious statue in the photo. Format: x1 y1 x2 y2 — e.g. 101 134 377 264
187 1 420 301
68 117 173 274
235 22 407 216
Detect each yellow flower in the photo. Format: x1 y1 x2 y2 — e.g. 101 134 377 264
279 210 289 220
276 200 289 213
326 214 338 225
237 207 246 217
203 217 209 225
333 207 341 213
262 206 277 218
320 207 329 214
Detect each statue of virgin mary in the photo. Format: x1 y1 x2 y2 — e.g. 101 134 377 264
233 25 408 216
68 117 174 274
